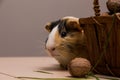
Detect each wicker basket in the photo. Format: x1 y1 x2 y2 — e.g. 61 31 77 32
79 0 120 77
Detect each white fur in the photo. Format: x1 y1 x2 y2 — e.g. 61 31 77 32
62 16 79 21
46 25 58 51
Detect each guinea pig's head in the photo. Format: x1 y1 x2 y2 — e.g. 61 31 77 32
45 16 88 68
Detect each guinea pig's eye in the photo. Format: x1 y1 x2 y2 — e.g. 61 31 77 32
61 32 67 37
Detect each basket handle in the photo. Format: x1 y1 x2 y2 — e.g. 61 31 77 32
93 0 100 16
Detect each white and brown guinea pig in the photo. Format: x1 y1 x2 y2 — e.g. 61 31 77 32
45 16 88 69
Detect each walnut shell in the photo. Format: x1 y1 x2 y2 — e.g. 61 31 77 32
68 58 91 77
106 0 120 14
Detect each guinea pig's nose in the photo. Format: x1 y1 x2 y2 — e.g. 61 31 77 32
52 47 55 51
47 47 56 52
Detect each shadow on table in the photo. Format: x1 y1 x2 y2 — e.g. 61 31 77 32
37 64 65 71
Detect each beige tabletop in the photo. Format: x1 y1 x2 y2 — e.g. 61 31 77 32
0 57 119 80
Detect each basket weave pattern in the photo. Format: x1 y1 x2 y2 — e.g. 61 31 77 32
79 0 120 77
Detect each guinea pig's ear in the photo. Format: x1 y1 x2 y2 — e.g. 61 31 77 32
45 22 51 32
45 20 61 32
66 19 82 31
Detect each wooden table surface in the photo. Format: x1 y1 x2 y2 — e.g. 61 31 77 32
0 57 119 80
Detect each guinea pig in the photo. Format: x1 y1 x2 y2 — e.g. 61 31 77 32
45 16 88 69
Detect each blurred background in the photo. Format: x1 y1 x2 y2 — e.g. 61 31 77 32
0 0 108 57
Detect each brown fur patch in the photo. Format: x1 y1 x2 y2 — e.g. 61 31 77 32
62 17 82 32
54 28 63 47
45 22 51 32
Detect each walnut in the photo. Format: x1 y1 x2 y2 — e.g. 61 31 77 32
68 58 92 77
107 0 120 14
